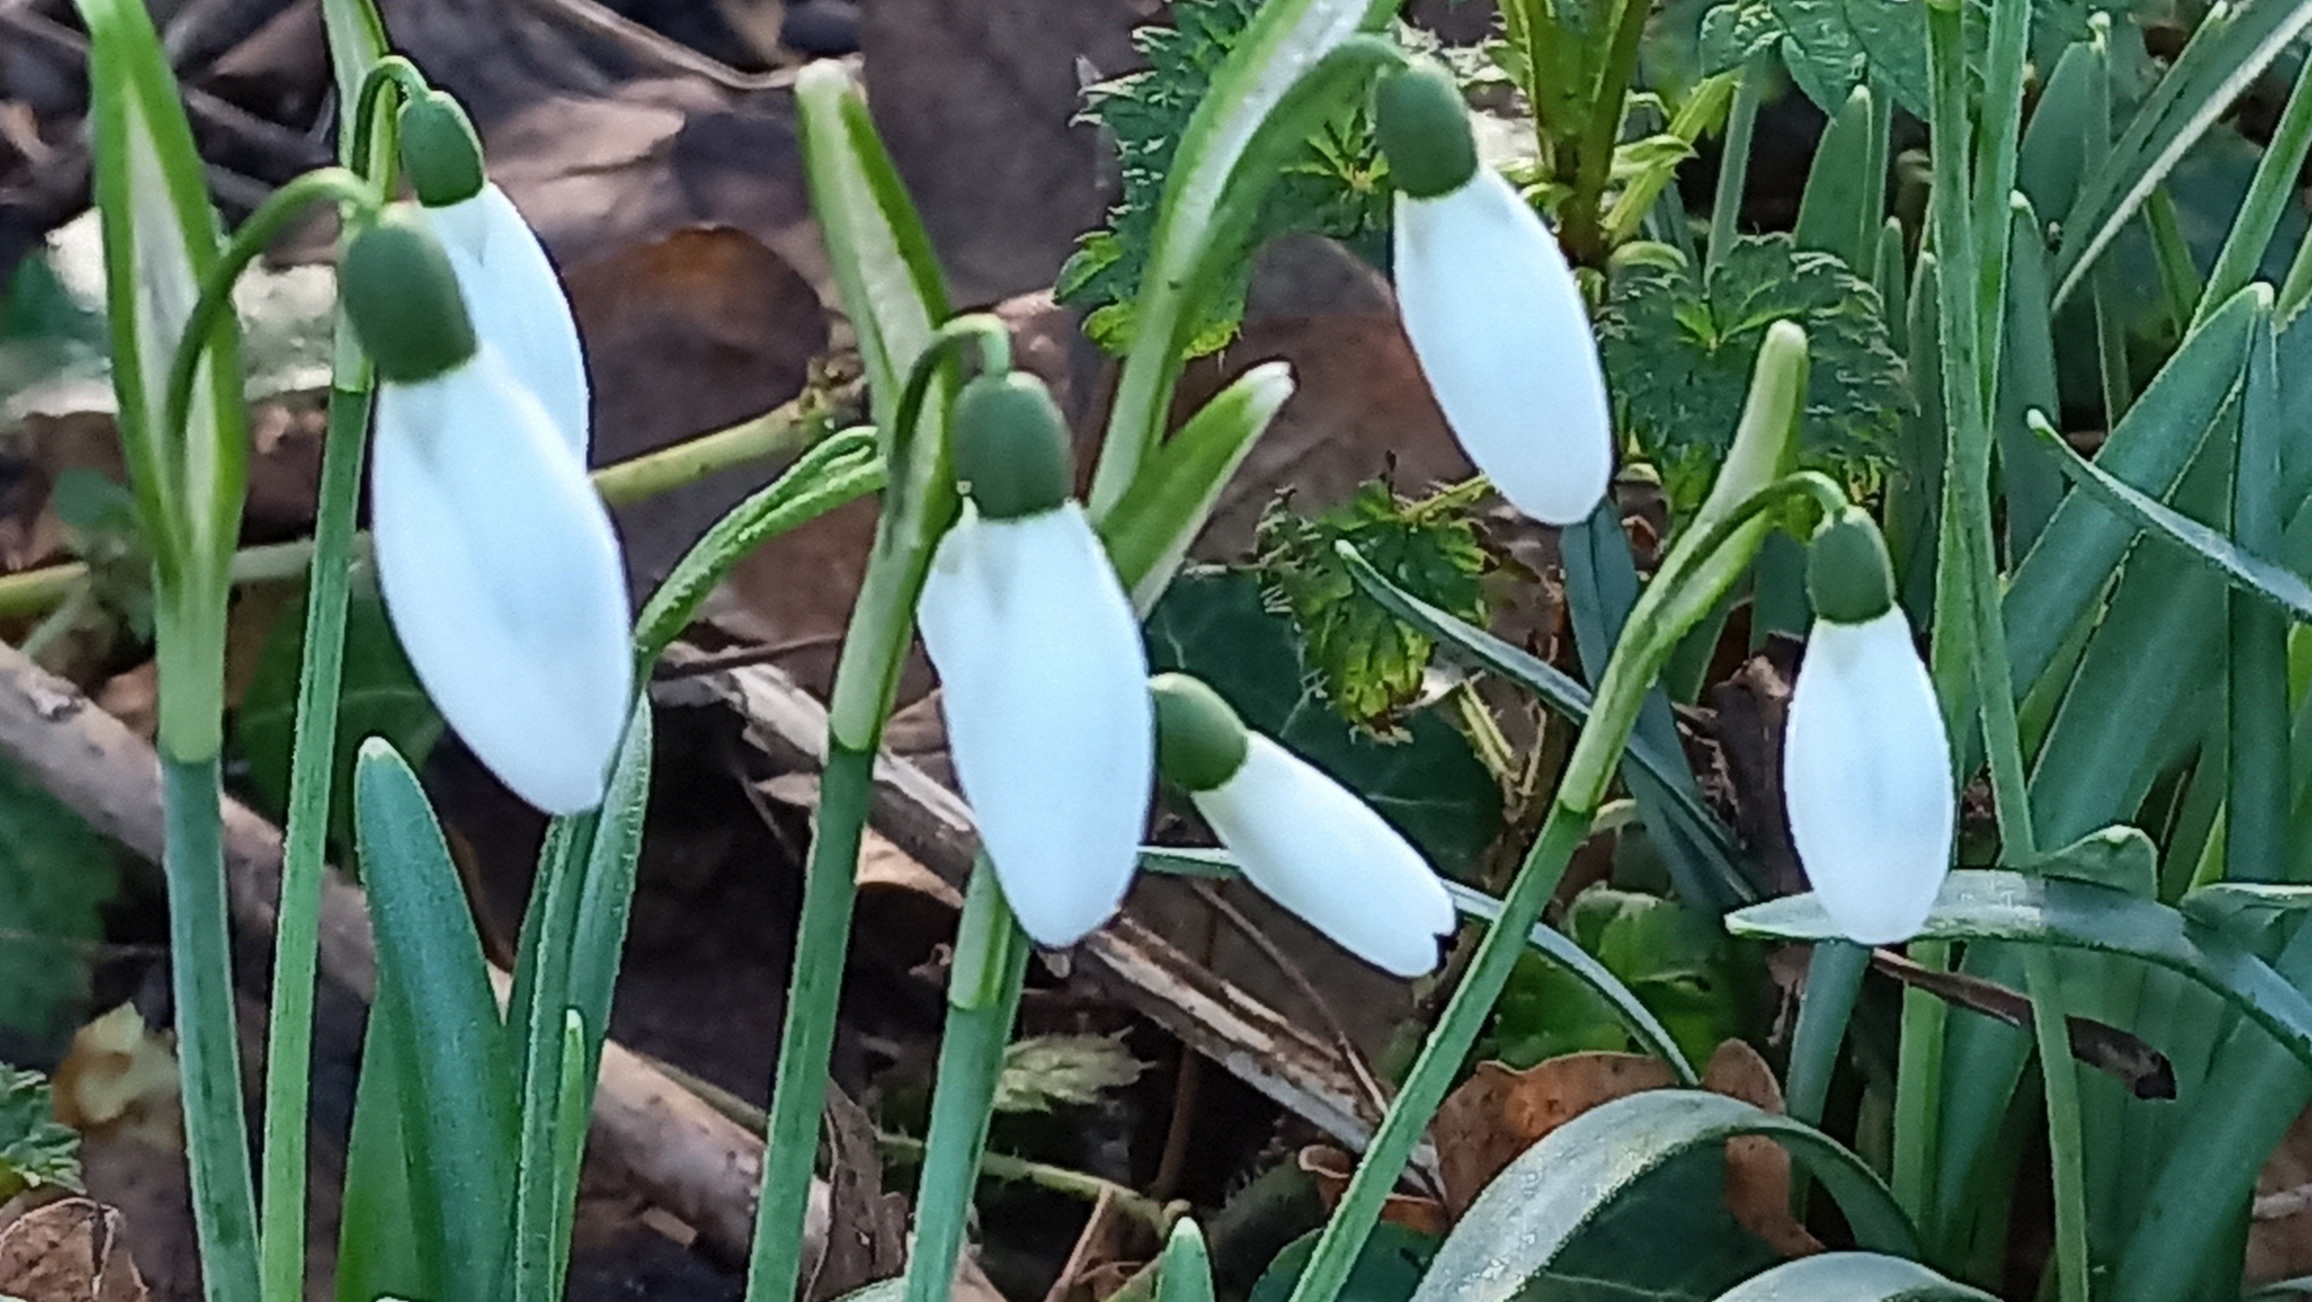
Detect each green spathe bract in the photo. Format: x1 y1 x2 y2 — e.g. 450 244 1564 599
339 209 479 383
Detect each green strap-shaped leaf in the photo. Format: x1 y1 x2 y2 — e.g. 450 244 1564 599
1158 1220 1218 1302
1710 1253 1996 1300
1333 541 1747 883
1411 1091 1917 1301
2029 403 2312 625
2052 0 2312 306
353 740 518 1299
1729 871 2312 1078
2001 284 2259 692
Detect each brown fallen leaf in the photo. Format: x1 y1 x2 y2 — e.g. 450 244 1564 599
1701 1040 1822 1258
1432 1052 1677 1221
0 1197 148 1302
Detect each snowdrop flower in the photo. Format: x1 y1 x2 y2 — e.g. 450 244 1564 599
1375 64 1615 526
917 372 1154 947
1151 674 1456 977
399 91 590 461
339 205 631 815
1782 511 1955 944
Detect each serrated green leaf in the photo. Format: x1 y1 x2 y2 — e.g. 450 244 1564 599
0 762 122 1046
1144 569 1502 878
992 1034 1149 1113
1599 233 1908 516
0 1064 83 1200
1254 481 1490 732
1059 0 1393 357
1250 1223 1437 1302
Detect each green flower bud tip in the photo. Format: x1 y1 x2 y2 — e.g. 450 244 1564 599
953 372 1074 520
1151 673 1249 792
341 207 479 384
1806 508 1896 624
1375 64 1477 201
399 91 487 207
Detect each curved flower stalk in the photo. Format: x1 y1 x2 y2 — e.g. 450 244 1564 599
1152 674 1456 976
917 372 1155 947
1782 510 1955 944
339 207 632 814
1374 63 1615 527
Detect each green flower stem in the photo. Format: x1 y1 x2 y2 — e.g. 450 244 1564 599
0 390 845 623
1926 4 2080 1295
1892 939 1950 1227
254 375 371 1302
511 813 596 1301
1786 940 1867 1127
745 337 976 1302
744 740 877 1302
346 55 429 180
903 862 1033 1302
163 753 262 1302
1706 50 1771 276
160 168 378 452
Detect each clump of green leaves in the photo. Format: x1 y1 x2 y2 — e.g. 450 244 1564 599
1483 885 1759 1070
1255 479 1492 736
1598 234 1908 515
1057 0 1391 356
0 1064 83 1201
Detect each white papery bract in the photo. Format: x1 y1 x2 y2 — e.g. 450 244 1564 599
1392 170 1615 526
1783 609 1955 944
918 503 1155 947
372 347 633 814
1191 736 1455 977
421 183 590 458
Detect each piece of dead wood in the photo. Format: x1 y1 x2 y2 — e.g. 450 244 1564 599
691 656 1440 1176
0 1197 148 1302
0 638 819 1266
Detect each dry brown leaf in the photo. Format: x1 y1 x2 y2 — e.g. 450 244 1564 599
0 1198 148 1302
1701 1040 1821 1258
1432 1053 1677 1220
1297 1145 1448 1237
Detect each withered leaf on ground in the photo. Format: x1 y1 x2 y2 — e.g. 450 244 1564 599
0 1198 149 1302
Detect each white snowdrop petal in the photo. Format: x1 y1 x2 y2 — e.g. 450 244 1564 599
1192 736 1456 977
1392 171 1614 526
1783 609 1955 944
918 505 1154 948
425 185 590 459
372 348 634 813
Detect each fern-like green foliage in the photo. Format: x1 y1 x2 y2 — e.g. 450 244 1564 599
0 1064 82 1201
1255 479 1492 735
1057 0 1391 357
1598 234 1908 517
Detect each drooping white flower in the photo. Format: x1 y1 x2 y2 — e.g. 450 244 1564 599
421 185 590 459
1152 674 1455 977
917 374 1154 947
340 207 632 815
1377 64 1615 527
1782 513 1955 944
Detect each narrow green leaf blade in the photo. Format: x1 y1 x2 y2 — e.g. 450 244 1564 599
352 740 518 1296
1729 871 2312 1078
1710 1253 1996 1300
